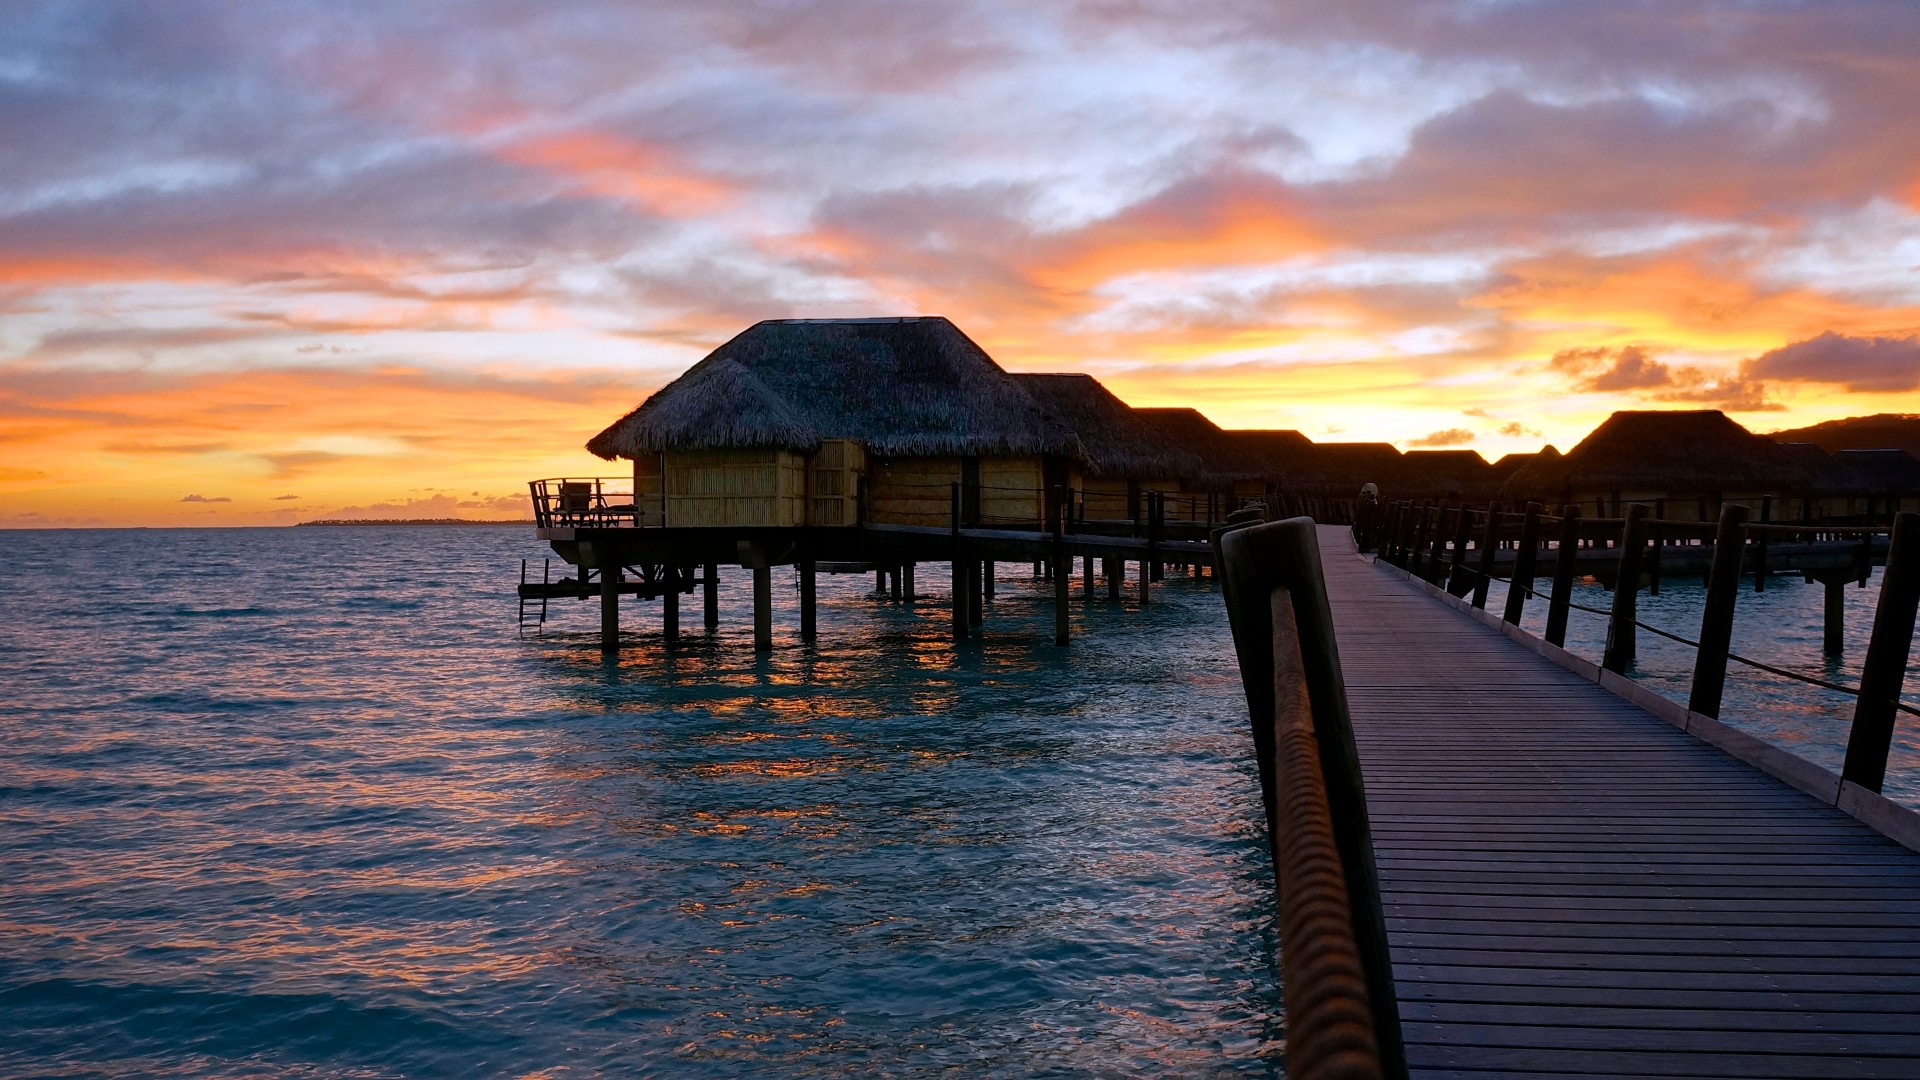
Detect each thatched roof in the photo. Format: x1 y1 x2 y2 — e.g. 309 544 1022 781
1013 374 1202 478
1836 449 1920 493
1401 449 1497 499
1492 448 1552 480
1133 408 1246 485
587 317 1079 459
1502 410 1822 500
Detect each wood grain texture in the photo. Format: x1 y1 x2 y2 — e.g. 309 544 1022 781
1316 526 1920 1078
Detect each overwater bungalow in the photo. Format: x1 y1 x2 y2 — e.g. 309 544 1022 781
1501 410 1825 520
1399 448 1497 502
1012 373 1204 522
585 316 1079 529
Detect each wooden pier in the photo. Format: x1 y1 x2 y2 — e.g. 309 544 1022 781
1277 523 1920 1078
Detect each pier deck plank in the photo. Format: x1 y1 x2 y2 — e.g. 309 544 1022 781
1316 527 1920 1079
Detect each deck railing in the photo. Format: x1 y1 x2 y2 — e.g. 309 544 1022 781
1216 517 1406 1080
527 478 663 529
1373 497 1920 794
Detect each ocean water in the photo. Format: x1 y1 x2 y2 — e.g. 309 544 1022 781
0 527 1281 1078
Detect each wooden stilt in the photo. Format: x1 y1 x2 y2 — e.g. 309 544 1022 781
968 558 983 629
753 564 773 652
662 565 679 646
1052 553 1069 645
951 559 967 639
1826 575 1847 657
876 568 887 594
1082 553 1094 598
902 562 915 603
983 560 995 599
800 556 817 642
1106 557 1121 600
889 564 902 601
599 559 620 652
1138 558 1151 606
703 562 718 629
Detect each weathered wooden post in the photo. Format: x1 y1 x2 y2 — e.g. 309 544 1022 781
951 483 967 641
1649 499 1664 596
663 565 680 646
599 556 620 653
1843 512 1920 792
1472 502 1499 609
1504 502 1543 625
1148 493 1165 584
1425 505 1451 585
902 562 915 603
1545 506 1581 647
1825 574 1847 658
1214 518 1407 1080
799 555 817 643
1447 505 1475 597
1755 495 1773 593
1688 502 1750 719
752 562 773 652
1082 553 1094 598
1105 556 1121 600
1405 499 1436 572
890 565 902 601
1053 513 1070 646
1603 503 1651 673
703 562 719 629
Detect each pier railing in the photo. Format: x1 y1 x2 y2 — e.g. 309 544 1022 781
1372 497 1920 795
1216 517 1405 1080
528 478 663 529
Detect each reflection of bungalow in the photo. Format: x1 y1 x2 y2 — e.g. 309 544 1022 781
585 317 1079 529
1502 410 1822 520
1013 374 1202 521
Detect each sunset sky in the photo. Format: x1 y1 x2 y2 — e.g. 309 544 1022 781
5 1 1920 526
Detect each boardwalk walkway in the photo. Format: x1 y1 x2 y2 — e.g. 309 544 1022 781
1317 526 1920 1079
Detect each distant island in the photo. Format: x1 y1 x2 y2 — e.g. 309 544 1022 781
296 518 532 527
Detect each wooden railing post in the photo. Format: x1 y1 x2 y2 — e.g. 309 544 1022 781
1407 502 1429 574
1214 518 1406 1080
1504 502 1543 625
1843 512 1920 792
1447 504 1474 597
951 482 967 641
1755 494 1773 593
1689 502 1750 719
1603 503 1651 674
1052 509 1070 647
1546 505 1581 647
1472 501 1499 609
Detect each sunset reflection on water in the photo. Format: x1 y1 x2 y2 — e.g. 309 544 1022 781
0 526 1281 1076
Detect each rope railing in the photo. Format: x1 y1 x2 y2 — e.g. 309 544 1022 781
1217 517 1405 1080
1369 495 1920 792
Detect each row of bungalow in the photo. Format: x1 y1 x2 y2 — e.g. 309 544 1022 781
576 316 1920 531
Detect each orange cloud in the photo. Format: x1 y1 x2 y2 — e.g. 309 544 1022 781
0 364 651 526
496 130 735 216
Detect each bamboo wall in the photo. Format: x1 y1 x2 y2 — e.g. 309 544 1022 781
809 439 864 527
867 456 962 527
631 452 665 526
980 457 1046 525
663 448 807 526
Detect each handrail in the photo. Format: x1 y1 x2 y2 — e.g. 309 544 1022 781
1370 496 1920 794
1216 517 1405 1080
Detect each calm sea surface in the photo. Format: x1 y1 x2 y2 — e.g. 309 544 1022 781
7 528 1920 1077
0 527 1280 1078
